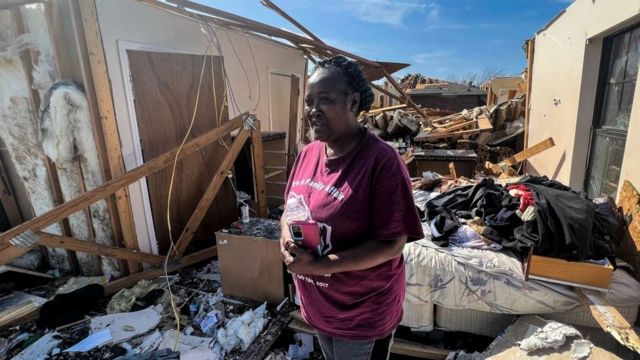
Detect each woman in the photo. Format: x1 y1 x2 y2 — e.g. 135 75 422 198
280 56 423 360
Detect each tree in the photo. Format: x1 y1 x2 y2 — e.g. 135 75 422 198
448 67 507 87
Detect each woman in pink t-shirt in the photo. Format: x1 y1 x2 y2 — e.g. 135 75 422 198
280 56 423 360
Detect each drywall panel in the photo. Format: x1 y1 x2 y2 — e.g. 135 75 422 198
527 0 640 190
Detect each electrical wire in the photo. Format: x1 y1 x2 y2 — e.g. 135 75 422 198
164 45 212 351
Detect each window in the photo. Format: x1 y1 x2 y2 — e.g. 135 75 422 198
586 24 640 198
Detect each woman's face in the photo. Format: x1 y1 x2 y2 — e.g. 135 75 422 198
304 69 360 143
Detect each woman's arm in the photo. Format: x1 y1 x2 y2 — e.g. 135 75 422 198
283 236 407 275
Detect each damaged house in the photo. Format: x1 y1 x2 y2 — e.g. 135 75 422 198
1 0 640 359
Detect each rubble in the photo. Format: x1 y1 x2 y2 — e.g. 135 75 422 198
518 322 582 352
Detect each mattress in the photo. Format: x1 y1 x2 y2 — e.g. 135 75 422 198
403 223 640 326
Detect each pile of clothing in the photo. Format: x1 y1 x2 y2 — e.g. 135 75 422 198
425 176 624 261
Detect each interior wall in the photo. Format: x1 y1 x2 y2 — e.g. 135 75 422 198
95 0 305 251
527 0 640 192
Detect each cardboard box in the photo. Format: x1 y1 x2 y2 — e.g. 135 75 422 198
216 232 285 303
524 253 613 290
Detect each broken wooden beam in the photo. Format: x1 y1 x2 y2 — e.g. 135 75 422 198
0 232 165 266
364 104 408 116
0 115 245 247
485 137 555 175
173 128 251 256
577 288 640 354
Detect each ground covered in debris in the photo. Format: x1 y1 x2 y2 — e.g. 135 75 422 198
0 260 315 360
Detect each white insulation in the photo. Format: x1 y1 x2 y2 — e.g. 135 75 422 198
0 10 69 272
1 6 120 277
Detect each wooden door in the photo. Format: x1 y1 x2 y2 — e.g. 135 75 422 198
128 50 236 253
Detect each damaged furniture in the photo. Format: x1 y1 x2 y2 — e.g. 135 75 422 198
402 179 640 350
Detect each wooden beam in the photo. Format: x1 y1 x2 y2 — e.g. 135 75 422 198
0 162 23 227
173 128 251 256
0 232 165 266
364 104 407 116
260 0 322 43
379 66 429 120
251 121 269 218
104 245 217 295
36 232 165 265
286 75 300 176
77 0 143 273
577 288 640 354
369 82 405 107
0 115 245 246
501 137 554 166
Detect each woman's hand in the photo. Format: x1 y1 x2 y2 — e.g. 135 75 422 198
280 239 322 275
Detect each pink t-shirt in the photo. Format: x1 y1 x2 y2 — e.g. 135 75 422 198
284 131 423 340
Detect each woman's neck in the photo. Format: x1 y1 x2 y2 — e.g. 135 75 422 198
325 125 365 159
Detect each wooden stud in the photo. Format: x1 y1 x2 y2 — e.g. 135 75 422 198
286 75 300 176
260 0 322 43
0 115 244 246
502 137 554 166
0 162 22 227
0 232 165 266
77 0 143 273
251 121 269 218
173 127 251 256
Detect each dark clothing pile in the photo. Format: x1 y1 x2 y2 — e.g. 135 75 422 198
426 176 620 261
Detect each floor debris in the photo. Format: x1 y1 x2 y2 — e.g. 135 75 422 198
12 332 61 360
90 305 163 344
64 328 112 352
217 302 268 352
518 322 582 352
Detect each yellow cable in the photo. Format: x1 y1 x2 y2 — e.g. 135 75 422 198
165 45 212 351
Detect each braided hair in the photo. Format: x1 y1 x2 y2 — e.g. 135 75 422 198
315 56 374 114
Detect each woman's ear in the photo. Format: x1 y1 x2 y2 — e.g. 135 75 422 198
350 92 361 113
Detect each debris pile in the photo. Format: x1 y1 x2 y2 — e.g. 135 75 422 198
0 260 282 360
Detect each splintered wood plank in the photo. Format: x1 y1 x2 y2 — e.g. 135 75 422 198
0 116 244 247
577 288 640 354
501 137 554 165
127 50 236 253
173 128 251 256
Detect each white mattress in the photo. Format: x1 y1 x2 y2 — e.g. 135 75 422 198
403 223 640 315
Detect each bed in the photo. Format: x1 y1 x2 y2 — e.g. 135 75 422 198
400 223 640 337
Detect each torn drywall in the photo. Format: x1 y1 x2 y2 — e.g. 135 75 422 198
518 321 582 352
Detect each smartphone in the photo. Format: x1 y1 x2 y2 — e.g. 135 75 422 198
289 220 322 257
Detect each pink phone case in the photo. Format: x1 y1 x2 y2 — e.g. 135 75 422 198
289 220 322 257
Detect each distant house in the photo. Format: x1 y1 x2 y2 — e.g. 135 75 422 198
405 80 486 112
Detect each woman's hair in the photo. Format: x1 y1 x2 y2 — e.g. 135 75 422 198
315 56 374 113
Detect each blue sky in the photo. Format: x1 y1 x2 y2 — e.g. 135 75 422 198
196 0 572 80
